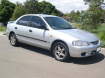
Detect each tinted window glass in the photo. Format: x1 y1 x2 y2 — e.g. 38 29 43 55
29 16 46 29
17 16 32 26
44 17 73 30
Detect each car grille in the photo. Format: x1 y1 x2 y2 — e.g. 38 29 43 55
91 41 99 45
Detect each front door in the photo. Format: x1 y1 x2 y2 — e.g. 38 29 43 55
27 16 50 49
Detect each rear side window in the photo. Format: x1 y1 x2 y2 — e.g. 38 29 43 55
29 16 46 29
16 16 32 26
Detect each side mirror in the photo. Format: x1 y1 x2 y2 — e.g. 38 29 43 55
44 26 49 30
39 25 49 30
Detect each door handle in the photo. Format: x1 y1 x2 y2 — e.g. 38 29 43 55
29 29 32 32
15 27 17 29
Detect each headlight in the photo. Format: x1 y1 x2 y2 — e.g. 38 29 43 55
72 40 91 46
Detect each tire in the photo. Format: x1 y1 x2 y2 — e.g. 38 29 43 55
9 33 19 46
52 42 70 62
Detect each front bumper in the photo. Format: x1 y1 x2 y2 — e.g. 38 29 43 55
69 44 101 57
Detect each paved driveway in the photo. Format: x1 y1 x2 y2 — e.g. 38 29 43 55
0 35 105 78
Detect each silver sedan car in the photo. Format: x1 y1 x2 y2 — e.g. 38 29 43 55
6 14 101 61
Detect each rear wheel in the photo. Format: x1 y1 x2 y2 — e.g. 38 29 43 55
52 42 70 62
9 33 19 46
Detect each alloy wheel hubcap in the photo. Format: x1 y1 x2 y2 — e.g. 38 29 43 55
10 35 16 45
54 45 66 59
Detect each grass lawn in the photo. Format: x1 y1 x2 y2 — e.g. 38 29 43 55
0 26 6 32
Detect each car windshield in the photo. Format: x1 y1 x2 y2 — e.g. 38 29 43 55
44 17 73 30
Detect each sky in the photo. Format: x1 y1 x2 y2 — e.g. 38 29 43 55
9 0 89 13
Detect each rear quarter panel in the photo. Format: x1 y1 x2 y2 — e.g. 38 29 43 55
6 22 16 37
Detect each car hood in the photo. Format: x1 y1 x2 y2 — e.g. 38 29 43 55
58 29 99 42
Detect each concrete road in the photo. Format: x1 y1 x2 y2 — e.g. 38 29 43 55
0 35 105 78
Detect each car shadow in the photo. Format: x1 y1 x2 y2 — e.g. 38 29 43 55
19 43 105 65
65 53 105 65
19 43 53 57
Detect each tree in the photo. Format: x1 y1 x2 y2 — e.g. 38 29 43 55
11 0 63 20
100 10 105 23
84 0 104 5
38 1 63 16
24 0 39 14
52 9 63 16
38 1 55 14
0 0 15 24
12 3 26 20
81 0 104 29
64 10 81 23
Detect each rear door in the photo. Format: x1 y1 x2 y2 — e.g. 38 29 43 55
15 16 32 43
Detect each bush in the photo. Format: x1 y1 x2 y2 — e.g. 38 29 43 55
92 24 105 47
71 23 83 29
97 31 105 40
100 41 105 47
72 23 95 31
80 9 103 29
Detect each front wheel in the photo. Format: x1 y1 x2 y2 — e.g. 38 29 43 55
9 33 19 46
52 42 70 62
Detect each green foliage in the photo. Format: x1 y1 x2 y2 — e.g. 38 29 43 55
11 0 63 20
71 23 82 28
80 0 104 28
64 10 81 23
38 1 55 14
84 0 104 6
71 23 92 31
80 9 103 29
0 26 6 32
95 24 105 47
100 10 105 23
38 1 63 16
24 0 39 14
0 0 15 24
65 0 104 30
11 3 26 20
95 24 105 40
101 41 105 47
52 9 63 16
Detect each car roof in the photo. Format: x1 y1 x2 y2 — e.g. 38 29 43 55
24 14 57 17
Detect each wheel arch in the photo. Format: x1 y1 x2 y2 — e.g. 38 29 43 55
9 31 15 40
50 39 69 52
